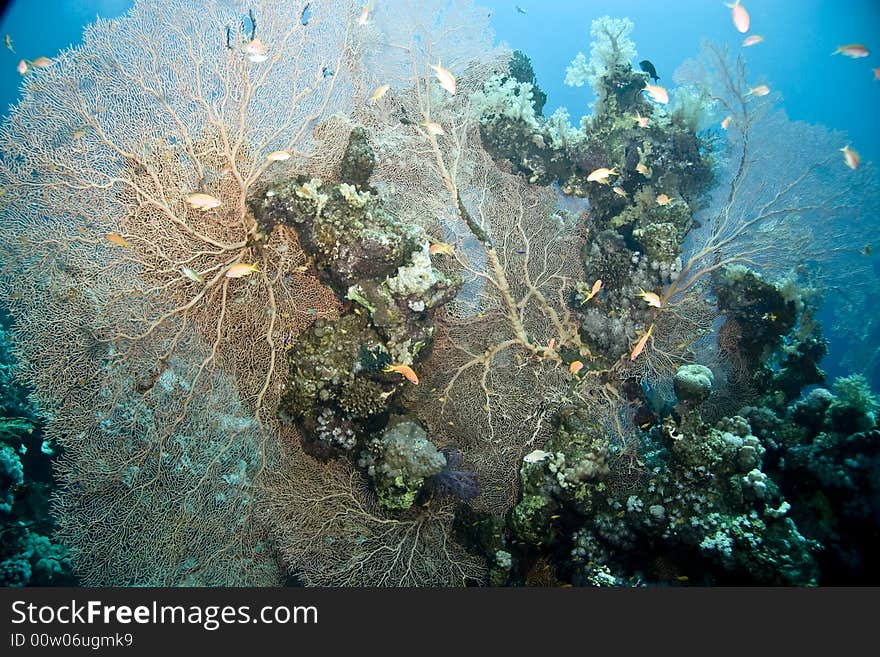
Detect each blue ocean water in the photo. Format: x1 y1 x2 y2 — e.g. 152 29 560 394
6 0 869 388
4 1 878 159
3 1 879 157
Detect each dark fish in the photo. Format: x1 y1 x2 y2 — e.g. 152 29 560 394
639 59 660 82
863 243 872 256
515 5 526 14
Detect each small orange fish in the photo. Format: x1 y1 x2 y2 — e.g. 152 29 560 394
431 61 456 95
638 289 662 308
423 121 445 136
874 67 880 80
656 193 671 206
105 232 130 248
225 262 259 278
634 112 649 128
245 38 267 56
185 192 222 210
544 338 557 357
587 167 618 184
742 35 764 47
636 162 650 176
429 242 455 256
244 38 268 63
30 56 53 68
629 324 654 361
585 278 603 302
358 3 370 26
721 115 732 130
840 144 861 170
16 59 27 75
370 83 390 103
384 363 419 384
612 186 627 198
747 84 770 96
644 83 669 105
265 150 291 161
569 360 584 375
832 44 869 58
725 1 750 33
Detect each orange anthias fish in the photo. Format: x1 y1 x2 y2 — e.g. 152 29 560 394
370 83 390 103
16 59 27 75
105 232 130 248
358 3 371 26
384 363 419 385
644 83 669 105
583 278 603 302
634 112 649 128
840 144 861 170
265 150 291 161
429 241 455 256
630 324 654 361
742 35 764 47
185 192 222 210
244 38 268 63
587 167 618 184
569 360 584 375
656 193 671 206
638 289 662 308
725 1 750 33
431 62 456 95
721 115 732 130
747 84 770 97
225 262 260 278
423 121 445 136
832 44 869 58
874 67 880 80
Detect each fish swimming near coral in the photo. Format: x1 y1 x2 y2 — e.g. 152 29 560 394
725 0 750 33
105 232 130 248
523 449 550 463
644 83 669 105
840 144 861 170
431 62 456 95
630 324 654 361
639 60 660 82
832 44 869 58
225 262 259 278
587 167 617 184
384 363 419 384
185 192 222 210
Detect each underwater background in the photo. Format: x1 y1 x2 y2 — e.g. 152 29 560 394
0 0 878 587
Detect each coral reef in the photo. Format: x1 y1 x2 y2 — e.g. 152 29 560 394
0 0 876 588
